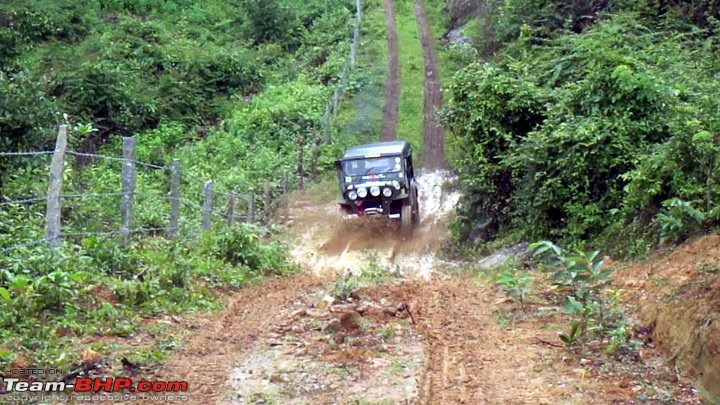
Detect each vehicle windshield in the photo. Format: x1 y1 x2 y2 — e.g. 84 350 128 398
343 156 402 176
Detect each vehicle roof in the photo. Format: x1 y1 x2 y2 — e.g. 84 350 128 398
341 141 411 160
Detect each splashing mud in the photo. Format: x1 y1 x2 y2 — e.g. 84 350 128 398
286 170 460 279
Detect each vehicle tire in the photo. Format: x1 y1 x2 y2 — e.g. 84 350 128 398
401 204 413 237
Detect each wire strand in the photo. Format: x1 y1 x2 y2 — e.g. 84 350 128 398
0 151 54 157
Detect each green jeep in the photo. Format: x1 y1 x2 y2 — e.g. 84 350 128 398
335 141 420 233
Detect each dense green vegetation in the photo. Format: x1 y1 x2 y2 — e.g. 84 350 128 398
0 0 366 372
445 0 720 255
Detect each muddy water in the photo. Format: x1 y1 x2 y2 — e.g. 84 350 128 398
287 170 461 279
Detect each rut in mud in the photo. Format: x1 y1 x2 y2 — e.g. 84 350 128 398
381 0 400 141
413 0 445 170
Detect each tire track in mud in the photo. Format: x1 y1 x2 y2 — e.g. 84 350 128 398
382 0 400 141
413 0 445 170
144 274 325 404
413 278 589 404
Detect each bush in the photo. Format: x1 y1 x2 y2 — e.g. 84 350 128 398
446 10 720 247
203 224 294 275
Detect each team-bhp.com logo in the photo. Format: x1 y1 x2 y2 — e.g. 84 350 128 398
1 373 189 402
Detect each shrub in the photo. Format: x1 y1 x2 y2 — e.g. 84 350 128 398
447 10 720 247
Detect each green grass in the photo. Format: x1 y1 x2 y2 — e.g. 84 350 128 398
393 0 425 165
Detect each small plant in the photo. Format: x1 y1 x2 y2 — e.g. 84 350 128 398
389 359 407 375
559 321 582 347
696 259 719 274
494 269 532 308
530 241 619 348
331 275 358 302
359 253 393 284
377 325 396 341
604 322 631 356
495 312 514 329
655 198 704 243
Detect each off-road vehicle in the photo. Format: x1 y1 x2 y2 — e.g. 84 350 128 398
335 141 420 233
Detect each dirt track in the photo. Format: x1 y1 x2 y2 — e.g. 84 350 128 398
381 0 400 141
147 275 325 403
413 0 445 170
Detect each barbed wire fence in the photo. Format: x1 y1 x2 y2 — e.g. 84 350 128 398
0 125 294 255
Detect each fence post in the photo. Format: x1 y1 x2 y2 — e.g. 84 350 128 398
247 192 254 224
227 193 236 227
310 135 320 182
44 125 68 248
119 136 136 243
297 135 305 190
340 65 348 94
263 181 271 223
322 103 331 143
203 181 213 231
167 158 180 239
282 170 288 195
282 170 290 222
331 89 339 119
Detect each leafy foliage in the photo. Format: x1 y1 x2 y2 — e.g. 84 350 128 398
446 4 720 248
0 0 357 376
494 268 531 308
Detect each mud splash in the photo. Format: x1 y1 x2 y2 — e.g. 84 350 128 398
287 170 460 279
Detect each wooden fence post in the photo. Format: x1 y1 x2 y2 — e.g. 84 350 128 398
247 192 254 224
340 65 348 94
297 136 305 190
282 170 290 222
310 135 321 182
167 158 180 239
120 136 136 243
322 103 332 143
263 181 271 223
45 125 68 248
227 193 236 227
331 89 339 119
203 181 213 231
282 170 288 195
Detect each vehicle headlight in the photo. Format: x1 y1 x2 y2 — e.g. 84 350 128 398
357 187 367 198
382 187 392 197
392 180 401 190
370 186 381 197
348 190 358 201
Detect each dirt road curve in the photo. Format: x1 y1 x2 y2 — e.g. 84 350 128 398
413 0 445 170
382 0 400 141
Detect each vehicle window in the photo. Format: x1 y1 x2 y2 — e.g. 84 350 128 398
343 156 401 176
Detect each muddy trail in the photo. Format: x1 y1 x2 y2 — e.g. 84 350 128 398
146 275 326 401
142 176 701 403
413 0 445 170
382 0 400 141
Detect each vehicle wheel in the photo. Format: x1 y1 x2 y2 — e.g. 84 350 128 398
401 204 413 236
